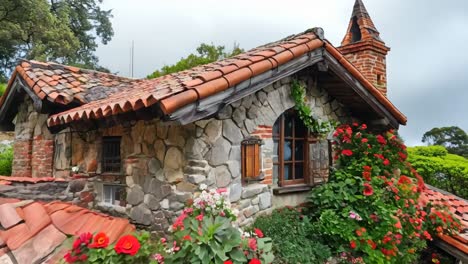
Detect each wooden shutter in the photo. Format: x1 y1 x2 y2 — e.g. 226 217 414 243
308 139 330 185
241 137 263 182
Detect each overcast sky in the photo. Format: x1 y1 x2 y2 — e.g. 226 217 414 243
95 0 468 146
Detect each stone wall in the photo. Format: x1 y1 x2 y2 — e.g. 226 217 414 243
45 69 352 231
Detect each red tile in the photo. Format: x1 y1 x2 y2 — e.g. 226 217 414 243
0 203 22 229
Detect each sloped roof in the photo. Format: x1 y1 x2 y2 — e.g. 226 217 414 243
420 185 468 256
0 198 134 264
1 28 407 129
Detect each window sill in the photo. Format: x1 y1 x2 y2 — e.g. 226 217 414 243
273 185 312 195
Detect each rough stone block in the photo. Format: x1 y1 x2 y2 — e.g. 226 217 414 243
258 192 272 210
241 184 267 199
229 183 242 203
130 203 152 225
127 185 144 205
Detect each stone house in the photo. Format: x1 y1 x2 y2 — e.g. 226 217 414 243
0 0 407 231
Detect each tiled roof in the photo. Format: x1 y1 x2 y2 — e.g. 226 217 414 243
0 175 66 185
11 60 140 105
1 28 407 127
0 198 134 264
420 185 468 254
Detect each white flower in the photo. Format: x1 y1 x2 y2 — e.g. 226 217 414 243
199 183 207 190
71 166 80 173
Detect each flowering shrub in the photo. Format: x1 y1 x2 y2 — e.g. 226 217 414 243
64 232 154 263
150 184 274 264
308 123 460 263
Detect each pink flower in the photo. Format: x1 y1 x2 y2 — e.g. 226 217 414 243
217 188 227 194
195 214 204 221
160 238 167 243
248 238 257 251
361 138 368 143
153 253 164 263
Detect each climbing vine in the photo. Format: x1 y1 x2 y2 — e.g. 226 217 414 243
290 80 336 136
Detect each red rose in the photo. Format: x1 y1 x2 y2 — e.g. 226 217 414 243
363 183 374 196
224 261 233 264
383 159 390 166
114 235 141 256
376 135 387 145
89 232 109 248
64 251 79 263
249 259 261 264
360 124 367 130
341 149 353 156
362 171 371 181
350 240 357 249
254 228 264 238
361 138 368 143
398 175 412 185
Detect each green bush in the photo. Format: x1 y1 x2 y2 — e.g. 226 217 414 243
0 145 13 176
408 146 468 199
253 207 331 264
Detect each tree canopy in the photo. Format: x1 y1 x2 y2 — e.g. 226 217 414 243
422 126 468 158
407 145 468 199
146 43 243 79
0 0 113 80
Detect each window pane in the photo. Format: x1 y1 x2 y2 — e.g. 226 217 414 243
284 114 293 137
295 116 307 137
273 139 279 163
273 164 278 184
284 141 292 161
295 163 304 179
104 185 112 204
284 165 292 180
295 140 304 160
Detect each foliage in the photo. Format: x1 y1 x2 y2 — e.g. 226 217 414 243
0 0 113 80
64 232 155 263
307 123 460 264
0 83 6 97
150 185 274 264
0 145 13 176
146 43 243 79
422 126 468 158
407 145 468 199
253 206 331 264
290 80 336 136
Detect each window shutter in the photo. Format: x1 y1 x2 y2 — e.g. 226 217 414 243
308 140 330 185
241 137 263 182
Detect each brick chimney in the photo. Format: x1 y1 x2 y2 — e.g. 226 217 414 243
338 0 390 95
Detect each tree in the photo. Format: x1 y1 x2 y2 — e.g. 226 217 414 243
146 43 244 79
408 145 468 199
0 0 113 80
422 126 468 158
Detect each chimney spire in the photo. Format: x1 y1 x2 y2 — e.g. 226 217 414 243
338 0 390 95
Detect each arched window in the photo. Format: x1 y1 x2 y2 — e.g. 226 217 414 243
273 110 329 187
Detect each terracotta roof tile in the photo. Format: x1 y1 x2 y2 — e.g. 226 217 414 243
0 199 134 263
420 185 468 255
0 28 405 128
0 203 22 229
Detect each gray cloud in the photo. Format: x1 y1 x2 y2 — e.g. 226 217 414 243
96 0 468 146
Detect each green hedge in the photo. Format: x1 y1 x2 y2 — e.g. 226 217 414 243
0 145 13 176
408 146 468 199
253 207 331 264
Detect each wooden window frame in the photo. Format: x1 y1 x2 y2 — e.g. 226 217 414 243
273 111 319 187
102 136 122 174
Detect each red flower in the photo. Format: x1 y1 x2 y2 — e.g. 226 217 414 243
362 171 371 181
196 214 204 221
249 259 261 264
224 261 233 264
363 183 374 196
64 252 79 263
361 138 368 143
367 239 376 249
248 238 257 251
383 159 390 166
394 221 402 229
254 228 264 238
376 135 387 145
350 240 357 249
89 232 109 248
114 235 141 256
341 149 353 156
360 124 367 130
398 175 412 185
363 166 372 171
183 235 192 241
398 152 407 160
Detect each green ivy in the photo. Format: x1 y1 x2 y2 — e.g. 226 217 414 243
290 80 336 136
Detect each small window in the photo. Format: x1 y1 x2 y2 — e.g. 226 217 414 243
351 16 362 42
241 137 263 182
102 137 121 173
103 184 124 206
377 74 383 85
